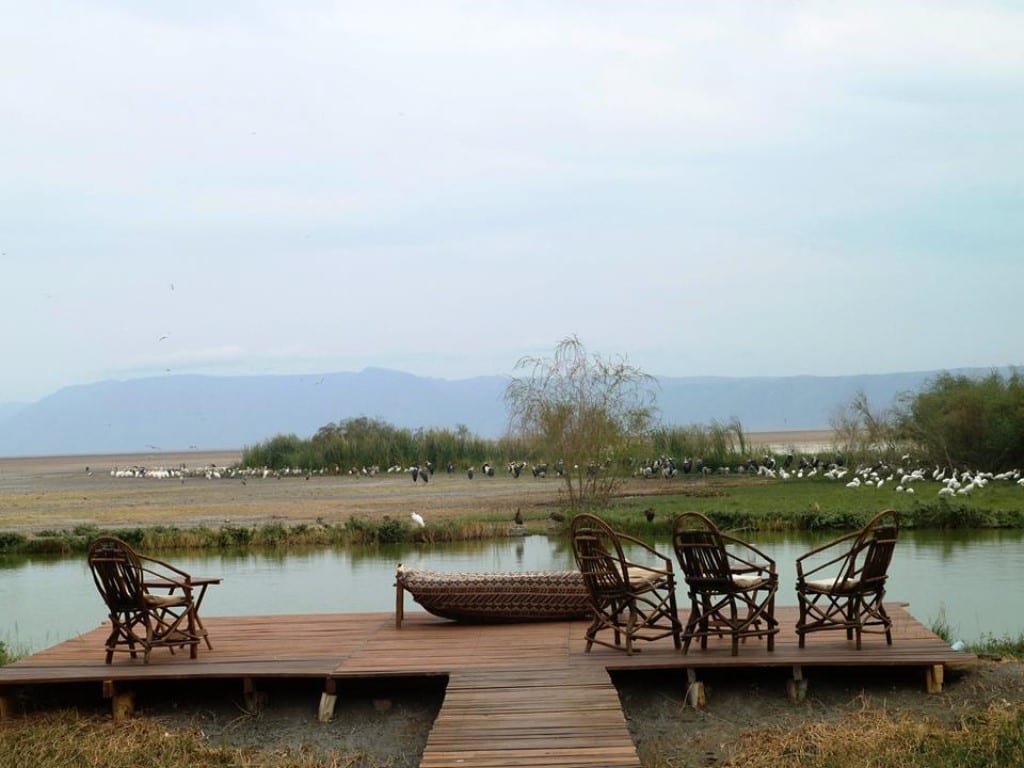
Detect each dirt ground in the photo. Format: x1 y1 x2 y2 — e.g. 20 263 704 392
0 432 834 533
4 444 1023 766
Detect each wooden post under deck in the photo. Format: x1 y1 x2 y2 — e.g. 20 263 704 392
395 574 405 629
102 679 134 722
242 677 266 713
787 665 808 702
318 678 338 722
925 664 944 694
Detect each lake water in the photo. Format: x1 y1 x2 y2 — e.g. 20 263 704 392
2 530 1021 655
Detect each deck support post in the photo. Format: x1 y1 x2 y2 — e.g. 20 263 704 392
0 692 13 720
318 678 338 723
684 668 706 709
242 677 265 714
787 665 807 703
102 680 135 722
925 664 944 694
395 569 405 629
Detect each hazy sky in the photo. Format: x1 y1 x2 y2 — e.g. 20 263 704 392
2 2 1021 404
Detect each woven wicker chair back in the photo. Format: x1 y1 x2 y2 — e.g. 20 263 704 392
672 512 732 586
570 513 628 599
88 536 146 612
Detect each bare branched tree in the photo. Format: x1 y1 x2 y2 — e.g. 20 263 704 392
504 336 657 508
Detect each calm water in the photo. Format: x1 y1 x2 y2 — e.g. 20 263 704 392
2 530 1021 654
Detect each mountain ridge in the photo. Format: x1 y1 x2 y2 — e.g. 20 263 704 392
0 366 1011 457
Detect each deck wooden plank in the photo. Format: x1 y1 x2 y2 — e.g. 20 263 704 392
0 604 970 768
420 666 641 768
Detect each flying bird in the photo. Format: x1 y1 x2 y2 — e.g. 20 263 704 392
410 512 425 527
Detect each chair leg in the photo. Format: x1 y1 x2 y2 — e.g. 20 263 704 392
879 602 893 645
584 617 600 653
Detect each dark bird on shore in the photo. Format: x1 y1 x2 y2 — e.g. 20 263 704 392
514 508 524 525
467 467 475 479
411 466 420 482
644 508 655 523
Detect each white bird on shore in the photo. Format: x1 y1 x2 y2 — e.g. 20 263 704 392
411 512 425 528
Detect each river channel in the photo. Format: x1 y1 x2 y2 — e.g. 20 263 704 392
3 529 1021 655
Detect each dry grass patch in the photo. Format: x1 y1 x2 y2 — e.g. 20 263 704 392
728 696 1024 768
0 710 383 768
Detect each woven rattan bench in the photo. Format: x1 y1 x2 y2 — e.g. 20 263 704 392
395 564 590 628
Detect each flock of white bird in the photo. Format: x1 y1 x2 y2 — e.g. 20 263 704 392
754 461 1024 496
108 464 303 480
109 455 1024 504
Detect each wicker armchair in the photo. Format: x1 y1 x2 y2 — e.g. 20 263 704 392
672 511 779 656
795 509 900 649
88 536 203 663
570 513 682 655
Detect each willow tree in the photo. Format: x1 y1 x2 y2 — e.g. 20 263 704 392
504 336 657 508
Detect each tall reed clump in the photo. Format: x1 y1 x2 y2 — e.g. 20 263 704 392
344 515 408 545
242 417 498 473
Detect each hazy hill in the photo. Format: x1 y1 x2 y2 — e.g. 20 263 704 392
0 366 1005 457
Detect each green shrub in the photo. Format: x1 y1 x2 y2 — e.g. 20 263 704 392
0 532 27 553
216 525 253 548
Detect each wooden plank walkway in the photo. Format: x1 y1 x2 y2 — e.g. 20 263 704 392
422 667 639 768
0 604 969 768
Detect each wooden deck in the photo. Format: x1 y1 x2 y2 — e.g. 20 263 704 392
0 604 969 768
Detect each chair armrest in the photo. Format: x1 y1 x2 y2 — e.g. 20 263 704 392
795 530 861 583
616 531 675 572
719 534 777 575
138 555 194 592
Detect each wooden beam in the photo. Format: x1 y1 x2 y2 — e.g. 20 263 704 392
684 668 706 709
395 571 405 629
318 677 338 722
242 677 266 714
787 665 807 703
102 679 134 721
318 692 337 722
925 664 944 694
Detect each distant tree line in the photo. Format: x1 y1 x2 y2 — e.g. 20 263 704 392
243 370 1024 478
243 334 1022 513
833 369 1024 471
239 416 750 477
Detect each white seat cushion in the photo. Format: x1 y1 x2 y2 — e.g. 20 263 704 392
144 593 190 608
804 577 859 592
732 574 769 590
628 565 668 587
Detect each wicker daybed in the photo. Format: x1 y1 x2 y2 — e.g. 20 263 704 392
394 564 590 628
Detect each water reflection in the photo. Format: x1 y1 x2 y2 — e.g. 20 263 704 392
2 530 1021 655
